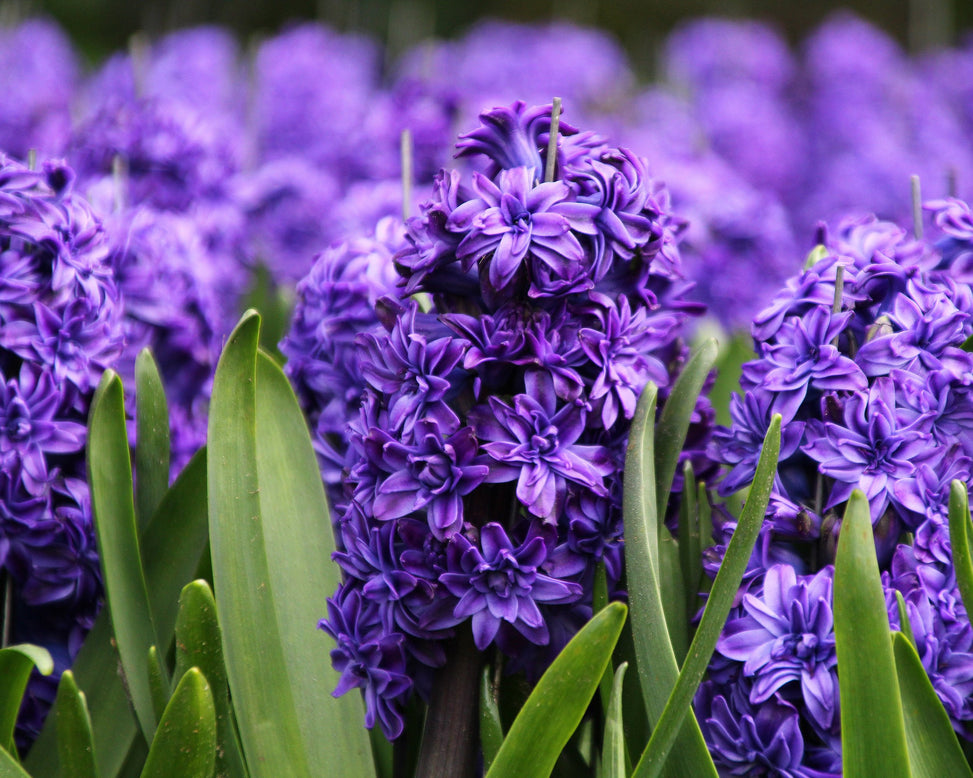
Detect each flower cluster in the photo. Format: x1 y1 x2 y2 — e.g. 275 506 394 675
298 102 711 738
0 155 124 746
702 200 973 773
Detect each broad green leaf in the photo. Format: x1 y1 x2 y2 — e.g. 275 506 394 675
26 448 209 778
622 383 716 778
632 415 780 778
254 349 374 775
208 311 310 777
0 746 32 777
892 632 973 777
209 312 373 778
87 370 158 741
834 490 909 778
134 349 170 533
139 668 216 778
0 644 52 755
53 670 98 778
173 580 246 778
485 602 627 778
948 481 973 621
600 662 628 778
480 665 504 774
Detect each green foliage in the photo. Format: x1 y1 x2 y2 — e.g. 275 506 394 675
622 382 717 778
207 310 373 777
133 349 170 533
630 414 780 778
138 669 216 778
52 672 97 778
5 314 970 778
87 371 159 742
834 490 910 778
0 645 52 759
893 632 973 777
599 663 628 778
484 602 627 778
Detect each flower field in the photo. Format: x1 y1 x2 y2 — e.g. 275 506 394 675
1 9 973 777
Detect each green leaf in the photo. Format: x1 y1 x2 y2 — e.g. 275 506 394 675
139 668 216 778
146 647 168 724
895 591 916 649
87 370 159 742
948 481 973 621
622 383 716 778
208 312 373 778
53 670 98 778
208 311 308 777
0 746 32 777
480 665 504 774
677 461 702 627
26 448 210 778
254 349 374 775
892 632 973 777
485 602 627 778
600 662 628 778
632 415 780 778
0 644 52 756
654 338 718 518
655 341 717 665
592 564 613 713
834 490 910 778
134 349 170 533
173 580 246 778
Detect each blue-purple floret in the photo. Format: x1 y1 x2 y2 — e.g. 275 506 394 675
0 155 123 748
290 102 711 739
703 199 973 768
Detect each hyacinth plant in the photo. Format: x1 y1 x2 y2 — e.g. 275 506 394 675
0 15 971 774
698 195 973 776
279 99 720 766
0 94 969 778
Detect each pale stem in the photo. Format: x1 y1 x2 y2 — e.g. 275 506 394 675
544 97 562 184
911 174 923 241
401 128 414 223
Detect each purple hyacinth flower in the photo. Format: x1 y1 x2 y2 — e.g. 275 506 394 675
759 307 866 419
578 292 678 427
469 383 613 520
717 564 839 731
358 302 468 436
0 366 84 496
440 522 582 650
371 420 492 540
319 585 412 739
709 389 805 497
803 377 934 519
696 680 840 778
455 100 580 179
454 166 593 301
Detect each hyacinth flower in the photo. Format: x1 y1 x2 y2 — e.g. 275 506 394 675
702 202 973 773
0 155 124 748
284 101 713 743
